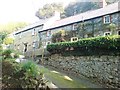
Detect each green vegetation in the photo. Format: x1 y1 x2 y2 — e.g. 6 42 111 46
52 30 76 43
1 47 44 88
1 38 46 89
1 38 44 88
0 32 8 44
0 22 28 33
47 35 120 56
35 0 119 19
2 49 20 59
40 67 87 88
3 37 14 45
2 59 43 88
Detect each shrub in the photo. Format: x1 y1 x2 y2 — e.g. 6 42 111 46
2 60 43 88
47 35 120 55
2 60 21 88
2 49 13 59
2 49 20 59
52 30 77 43
19 60 43 88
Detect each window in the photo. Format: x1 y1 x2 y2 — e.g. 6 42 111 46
32 29 35 36
104 32 111 36
32 40 36 48
32 42 36 48
104 15 110 24
73 24 78 30
17 45 20 50
47 30 51 37
41 31 47 39
71 37 78 42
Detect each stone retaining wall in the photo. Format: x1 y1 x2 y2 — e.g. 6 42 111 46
44 54 120 88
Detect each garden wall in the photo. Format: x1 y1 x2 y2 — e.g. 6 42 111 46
44 54 120 88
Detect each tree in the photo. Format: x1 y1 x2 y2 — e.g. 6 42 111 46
105 0 119 4
3 37 14 45
0 22 28 34
35 3 64 19
64 1 99 17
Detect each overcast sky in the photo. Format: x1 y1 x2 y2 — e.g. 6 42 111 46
0 0 75 24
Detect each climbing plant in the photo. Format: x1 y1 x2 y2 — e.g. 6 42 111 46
52 30 77 43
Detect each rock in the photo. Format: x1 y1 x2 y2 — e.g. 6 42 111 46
114 68 118 72
109 76 114 79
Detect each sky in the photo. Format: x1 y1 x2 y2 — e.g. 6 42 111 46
0 0 75 24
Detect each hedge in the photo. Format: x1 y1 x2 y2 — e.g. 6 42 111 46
47 35 120 55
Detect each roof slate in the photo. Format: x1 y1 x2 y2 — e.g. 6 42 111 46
42 1 120 31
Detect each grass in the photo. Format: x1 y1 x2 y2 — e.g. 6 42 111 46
39 66 101 89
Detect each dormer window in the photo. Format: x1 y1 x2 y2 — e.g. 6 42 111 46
104 15 110 24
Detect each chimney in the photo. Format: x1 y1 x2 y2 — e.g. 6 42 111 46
102 0 107 8
42 11 60 30
99 0 107 8
53 11 60 20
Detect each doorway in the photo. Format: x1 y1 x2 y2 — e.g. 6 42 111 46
23 43 28 52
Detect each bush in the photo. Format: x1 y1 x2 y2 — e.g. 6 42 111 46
2 60 21 88
2 49 19 59
2 60 43 88
2 49 13 59
52 30 76 43
47 35 120 55
19 60 43 88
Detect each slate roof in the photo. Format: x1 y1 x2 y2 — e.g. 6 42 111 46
42 1 120 31
15 20 46 34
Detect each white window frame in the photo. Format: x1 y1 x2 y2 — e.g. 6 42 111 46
72 24 78 30
71 37 78 42
32 40 36 48
47 30 51 37
104 32 111 36
32 42 36 48
104 15 110 24
32 29 35 36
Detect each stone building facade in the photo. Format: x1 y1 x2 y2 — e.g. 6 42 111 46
39 1 120 48
13 1 120 56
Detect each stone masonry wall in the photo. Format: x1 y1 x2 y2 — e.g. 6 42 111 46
44 54 120 88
